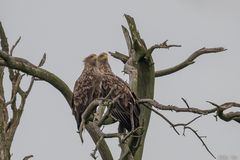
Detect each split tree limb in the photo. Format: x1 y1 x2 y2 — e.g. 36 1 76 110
121 25 133 54
155 47 227 77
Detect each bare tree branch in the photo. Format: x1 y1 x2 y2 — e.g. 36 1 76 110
0 50 73 106
79 93 121 142
147 40 181 55
138 98 217 114
79 99 102 143
155 47 226 77
207 101 240 123
86 122 114 160
185 126 216 159
147 101 216 159
109 51 129 64
173 115 202 128
144 104 180 135
139 98 240 123
0 48 115 160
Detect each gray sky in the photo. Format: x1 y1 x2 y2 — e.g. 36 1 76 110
1 0 240 160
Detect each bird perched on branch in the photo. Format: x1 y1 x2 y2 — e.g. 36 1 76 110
72 54 102 130
97 52 140 133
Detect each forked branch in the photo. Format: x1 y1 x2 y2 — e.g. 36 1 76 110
138 98 217 114
207 101 240 123
0 50 73 106
144 101 216 159
147 40 181 55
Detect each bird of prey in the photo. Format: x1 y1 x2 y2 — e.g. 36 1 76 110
97 52 140 133
72 54 102 130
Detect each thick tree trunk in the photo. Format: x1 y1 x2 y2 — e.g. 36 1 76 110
132 58 155 160
121 15 155 160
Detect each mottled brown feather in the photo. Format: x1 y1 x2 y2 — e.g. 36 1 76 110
97 53 140 132
73 54 102 129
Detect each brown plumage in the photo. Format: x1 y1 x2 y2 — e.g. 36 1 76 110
72 54 102 130
97 53 140 133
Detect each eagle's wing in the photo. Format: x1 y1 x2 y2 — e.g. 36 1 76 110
73 73 101 129
101 73 140 132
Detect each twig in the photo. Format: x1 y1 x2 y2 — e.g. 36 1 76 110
161 113 215 159
97 88 120 126
121 127 143 143
181 97 190 108
23 155 33 160
38 53 46 67
5 73 23 107
185 126 216 159
79 99 102 143
144 104 180 135
25 53 46 95
10 36 21 56
174 115 202 128
97 103 113 127
91 132 121 159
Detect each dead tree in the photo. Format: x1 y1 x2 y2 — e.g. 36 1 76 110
0 15 239 160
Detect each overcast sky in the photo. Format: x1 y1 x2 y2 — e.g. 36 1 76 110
1 0 240 160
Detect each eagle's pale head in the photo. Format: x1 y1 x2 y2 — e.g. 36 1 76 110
97 53 113 74
97 52 108 64
83 54 97 66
